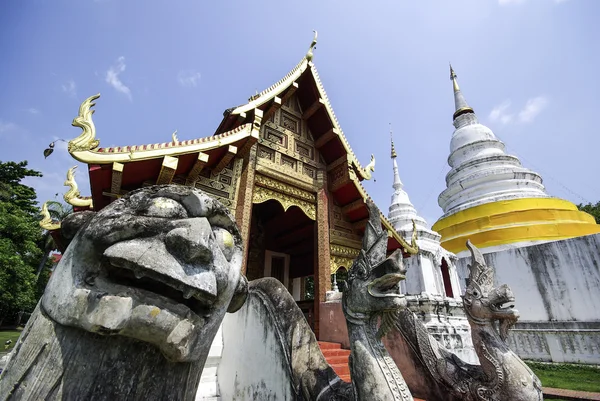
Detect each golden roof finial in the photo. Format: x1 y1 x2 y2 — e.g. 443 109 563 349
39 201 61 230
390 123 397 159
450 63 460 92
63 166 94 208
69 93 101 153
306 30 318 62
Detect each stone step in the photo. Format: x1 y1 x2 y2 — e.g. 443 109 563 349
318 340 351 382
330 363 350 376
318 341 342 350
320 348 351 357
325 355 351 364
339 374 351 383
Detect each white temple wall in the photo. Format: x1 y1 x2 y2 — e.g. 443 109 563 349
455 233 600 364
218 296 295 401
455 233 600 322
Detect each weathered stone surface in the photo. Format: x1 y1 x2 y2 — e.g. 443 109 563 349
0 185 248 400
219 277 353 401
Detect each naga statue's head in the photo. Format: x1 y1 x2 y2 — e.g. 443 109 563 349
463 240 519 340
342 200 407 321
42 185 248 362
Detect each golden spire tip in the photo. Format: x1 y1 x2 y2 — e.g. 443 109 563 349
390 123 397 159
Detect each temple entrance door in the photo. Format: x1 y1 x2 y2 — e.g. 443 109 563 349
264 251 290 289
246 199 317 330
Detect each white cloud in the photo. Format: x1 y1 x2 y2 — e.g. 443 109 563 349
62 80 77 97
489 96 548 125
178 70 202 87
28 108 40 114
489 100 513 124
0 120 18 134
106 56 132 100
518 96 548 123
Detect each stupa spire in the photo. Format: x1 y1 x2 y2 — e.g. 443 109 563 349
450 64 474 120
387 126 427 234
390 125 403 191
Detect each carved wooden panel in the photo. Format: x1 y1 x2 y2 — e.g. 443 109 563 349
281 110 300 134
190 157 243 212
258 91 326 182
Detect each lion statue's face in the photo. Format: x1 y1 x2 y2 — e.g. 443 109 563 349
42 185 247 362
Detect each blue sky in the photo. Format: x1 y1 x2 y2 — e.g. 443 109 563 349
1 0 599 226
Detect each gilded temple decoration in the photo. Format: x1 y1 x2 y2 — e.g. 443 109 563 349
306 30 318 62
252 186 316 221
330 255 354 274
358 154 376 180
330 244 360 259
39 201 61 231
69 94 101 153
254 174 316 203
63 166 94 209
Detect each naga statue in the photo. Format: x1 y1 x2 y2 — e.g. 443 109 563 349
341 199 414 401
0 186 248 400
390 240 543 401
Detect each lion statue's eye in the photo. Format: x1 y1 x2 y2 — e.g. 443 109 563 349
143 197 188 219
213 227 235 261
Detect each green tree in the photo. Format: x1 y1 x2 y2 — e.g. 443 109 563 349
578 201 600 224
0 161 44 326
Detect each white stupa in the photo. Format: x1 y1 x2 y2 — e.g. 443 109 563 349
433 65 600 254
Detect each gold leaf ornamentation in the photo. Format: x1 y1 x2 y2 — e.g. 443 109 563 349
63 166 93 208
330 255 354 274
330 244 360 258
69 94 101 152
254 174 315 203
39 201 61 230
252 186 316 221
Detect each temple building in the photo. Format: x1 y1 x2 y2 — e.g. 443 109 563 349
42 34 417 342
432 66 600 255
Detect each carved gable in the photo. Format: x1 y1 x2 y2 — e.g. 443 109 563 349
256 92 324 183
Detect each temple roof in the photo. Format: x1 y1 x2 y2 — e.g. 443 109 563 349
60 34 417 254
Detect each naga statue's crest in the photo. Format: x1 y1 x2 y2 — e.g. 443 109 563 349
463 240 518 340
343 199 407 323
342 199 415 401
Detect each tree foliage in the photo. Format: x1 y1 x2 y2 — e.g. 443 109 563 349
0 161 44 325
577 201 600 224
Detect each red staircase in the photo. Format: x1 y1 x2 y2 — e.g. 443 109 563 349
318 341 426 400
318 341 351 382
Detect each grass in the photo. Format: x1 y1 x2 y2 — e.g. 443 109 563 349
0 330 22 356
526 361 600 393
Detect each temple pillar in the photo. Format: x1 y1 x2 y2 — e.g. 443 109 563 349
313 170 331 339
235 144 257 275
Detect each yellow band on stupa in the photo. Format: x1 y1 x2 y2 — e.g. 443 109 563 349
432 198 600 254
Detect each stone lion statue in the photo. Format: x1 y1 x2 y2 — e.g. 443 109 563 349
0 185 248 400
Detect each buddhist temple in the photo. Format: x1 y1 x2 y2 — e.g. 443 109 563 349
41 33 417 340
432 65 600 254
